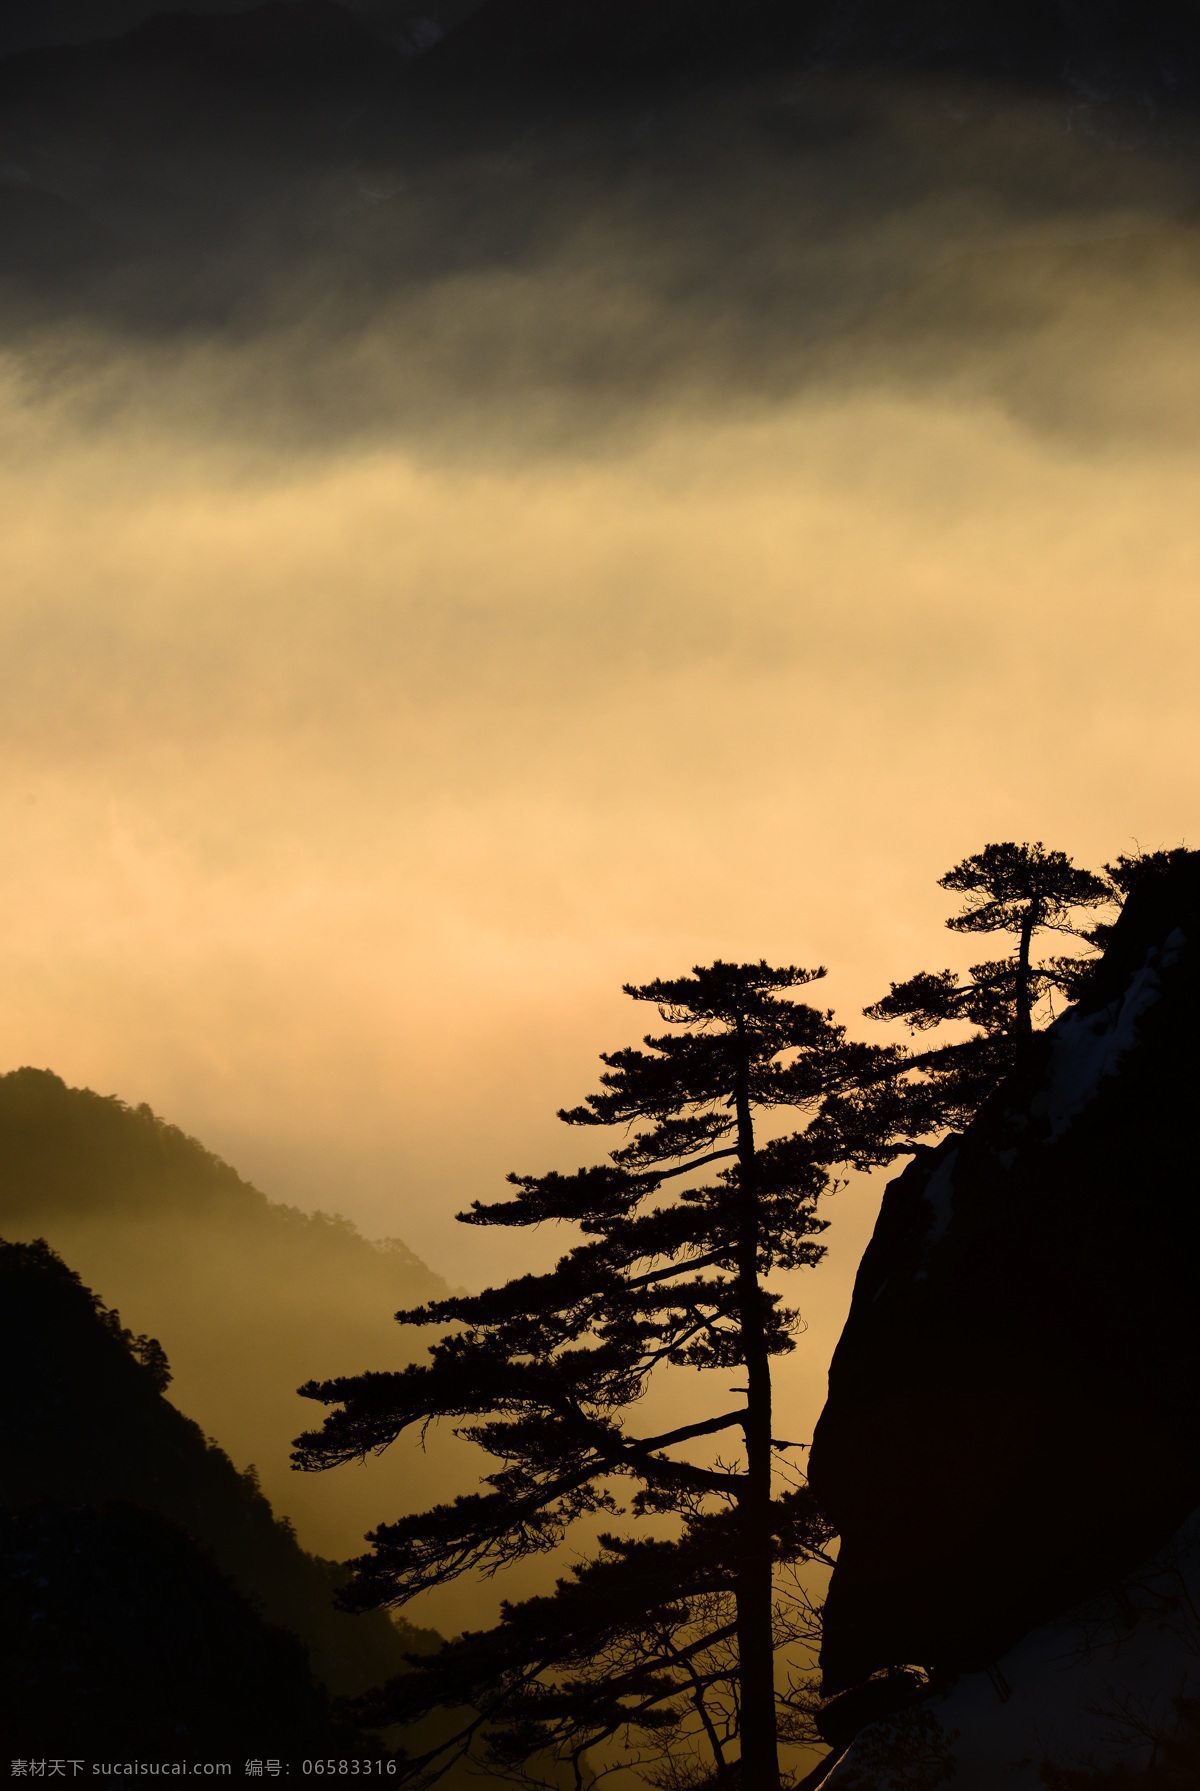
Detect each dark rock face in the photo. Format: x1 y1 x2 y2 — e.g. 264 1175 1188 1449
809 855 1200 1695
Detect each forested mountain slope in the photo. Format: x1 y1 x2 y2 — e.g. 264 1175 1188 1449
0 1069 458 1560
1 1500 354 1754
0 1236 434 1701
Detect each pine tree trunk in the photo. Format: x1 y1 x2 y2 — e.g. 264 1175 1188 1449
733 1024 780 1791
1016 908 1036 1042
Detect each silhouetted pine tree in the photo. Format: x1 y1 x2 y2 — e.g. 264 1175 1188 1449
865 841 1112 1126
294 961 909 1791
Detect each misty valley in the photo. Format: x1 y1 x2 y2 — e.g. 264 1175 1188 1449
3 1 1200 1786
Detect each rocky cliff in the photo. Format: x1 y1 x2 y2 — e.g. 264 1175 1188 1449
809 852 1200 1697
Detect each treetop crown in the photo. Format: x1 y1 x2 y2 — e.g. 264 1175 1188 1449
621 959 826 1026
940 841 1111 936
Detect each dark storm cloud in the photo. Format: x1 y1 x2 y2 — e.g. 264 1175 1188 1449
3 3 1200 453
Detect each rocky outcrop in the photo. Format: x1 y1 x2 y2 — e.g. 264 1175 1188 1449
809 854 1200 1696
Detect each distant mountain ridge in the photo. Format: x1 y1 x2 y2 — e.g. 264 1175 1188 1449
0 1064 286 1218
0 1065 431 1259
0 1068 456 1564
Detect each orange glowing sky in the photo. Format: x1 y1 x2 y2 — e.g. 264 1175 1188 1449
3 363 1196 1276
3 83 1200 1602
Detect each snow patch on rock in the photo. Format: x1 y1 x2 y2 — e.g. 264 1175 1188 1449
825 1503 1200 1788
921 1147 959 1247
1032 929 1187 1142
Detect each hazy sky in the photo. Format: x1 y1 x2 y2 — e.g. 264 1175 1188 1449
3 320 1196 1268
3 64 1200 1612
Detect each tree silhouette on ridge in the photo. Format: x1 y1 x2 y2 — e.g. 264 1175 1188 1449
865 841 1112 1126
